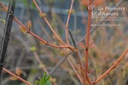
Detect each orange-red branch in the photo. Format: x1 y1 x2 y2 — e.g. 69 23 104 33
0 2 70 49
65 0 74 44
67 58 83 83
14 17 68 48
84 0 93 85
32 0 65 45
95 49 128 84
3 68 32 85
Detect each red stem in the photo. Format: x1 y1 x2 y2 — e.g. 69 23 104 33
95 49 128 84
84 0 93 85
3 68 32 85
32 0 65 45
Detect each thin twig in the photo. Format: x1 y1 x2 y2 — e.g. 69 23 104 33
75 50 86 84
49 0 125 78
3 68 32 85
0 2 71 49
33 52 58 85
94 49 128 84
69 30 85 83
14 17 69 49
33 52 49 74
67 58 83 83
69 30 77 48
0 1 125 85
32 0 65 45
65 0 74 44
49 53 71 75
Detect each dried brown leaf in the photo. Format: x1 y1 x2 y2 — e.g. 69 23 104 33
16 67 22 76
9 76 18 81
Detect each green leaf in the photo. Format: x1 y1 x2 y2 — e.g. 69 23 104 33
0 19 5 24
39 79 45 85
43 72 47 80
45 75 51 82
38 72 52 85
46 80 52 85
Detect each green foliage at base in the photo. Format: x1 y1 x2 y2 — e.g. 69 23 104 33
35 72 52 85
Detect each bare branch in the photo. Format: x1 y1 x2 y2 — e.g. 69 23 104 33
0 0 16 84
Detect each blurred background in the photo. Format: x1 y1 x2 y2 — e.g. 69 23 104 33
0 0 128 85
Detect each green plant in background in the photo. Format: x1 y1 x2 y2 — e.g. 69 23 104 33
35 72 52 85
